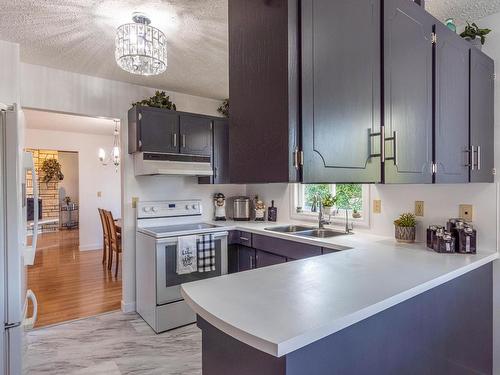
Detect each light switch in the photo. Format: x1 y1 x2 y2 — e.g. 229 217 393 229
97 191 102 198
373 200 381 214
132 197 139 209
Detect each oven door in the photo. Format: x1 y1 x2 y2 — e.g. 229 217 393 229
156 232 228 305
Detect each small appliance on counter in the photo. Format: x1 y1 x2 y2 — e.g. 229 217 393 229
254 196 266 222
268 200 278 222
427 218 477 254
233 197 251 221
214 193 226 221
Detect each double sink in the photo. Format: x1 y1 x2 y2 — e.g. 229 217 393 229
265 225 350 239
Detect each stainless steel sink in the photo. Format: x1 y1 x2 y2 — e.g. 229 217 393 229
265 225 315 233
294 229 348 238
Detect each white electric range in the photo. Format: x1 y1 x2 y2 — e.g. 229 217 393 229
136 200 228 333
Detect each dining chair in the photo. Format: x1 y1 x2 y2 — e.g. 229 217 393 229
104 210 122 277
98 209 110 265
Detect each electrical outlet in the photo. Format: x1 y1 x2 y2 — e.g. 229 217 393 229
97 191 102 198
415 201 424 217
132 197 139 209
373 200 382 214
459 204 473 222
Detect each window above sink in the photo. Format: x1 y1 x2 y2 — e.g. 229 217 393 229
290 183 370 228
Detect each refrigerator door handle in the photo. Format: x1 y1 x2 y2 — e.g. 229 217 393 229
22 289 38 330
24 152 38 265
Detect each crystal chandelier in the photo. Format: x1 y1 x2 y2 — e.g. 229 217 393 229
99 120 121 170
115 12 167 76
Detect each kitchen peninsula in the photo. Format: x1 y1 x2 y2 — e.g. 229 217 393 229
182 229 497 375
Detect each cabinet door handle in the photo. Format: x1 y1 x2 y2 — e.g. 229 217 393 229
477 146 481 171
239 237 249 242
214 167 218 179
182 134 186 148
368 128 383 162
465 146 474 169
173 133 177 148
384 131 397 166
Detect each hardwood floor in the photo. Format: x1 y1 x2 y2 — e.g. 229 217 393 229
27 229 122 328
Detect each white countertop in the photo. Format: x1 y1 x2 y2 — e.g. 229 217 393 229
181 221 498 357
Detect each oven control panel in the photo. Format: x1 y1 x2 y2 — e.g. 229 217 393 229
137 200 202 218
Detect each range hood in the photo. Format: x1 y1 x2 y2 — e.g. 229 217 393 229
134 152 213 177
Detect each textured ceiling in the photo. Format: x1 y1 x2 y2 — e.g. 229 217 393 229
0 1 498 100
0 0 228 99
426 0 500 24
25 109 118 136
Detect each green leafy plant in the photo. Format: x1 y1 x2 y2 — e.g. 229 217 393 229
133 91 177 110
394 213 417 228
460 22 491 45
218 98 229 118
41 159 64 183
336 184 362 211
322 193 337 207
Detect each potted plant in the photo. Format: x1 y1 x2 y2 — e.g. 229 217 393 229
322 193 337 215
41 159 64 183
133 91 177 110
460 22 491 50
394 213 417 243
218 98 229 118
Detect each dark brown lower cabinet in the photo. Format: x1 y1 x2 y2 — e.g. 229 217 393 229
255 250 287 268
237 246 256 272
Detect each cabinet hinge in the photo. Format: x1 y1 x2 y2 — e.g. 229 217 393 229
494 73 497 80
493 168 496 176
431 32 437 45
293 148 304 168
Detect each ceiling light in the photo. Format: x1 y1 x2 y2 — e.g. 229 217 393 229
99 120 121 170
115 12 167 76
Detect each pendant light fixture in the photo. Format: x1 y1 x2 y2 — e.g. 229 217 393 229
115 12 167 76
98 120 121 170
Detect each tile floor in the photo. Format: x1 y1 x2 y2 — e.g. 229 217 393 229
23 312 201 375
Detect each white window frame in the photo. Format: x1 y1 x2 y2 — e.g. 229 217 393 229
289 183 370 228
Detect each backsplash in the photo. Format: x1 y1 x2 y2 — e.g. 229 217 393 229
242 182 498 252
370 184 498 251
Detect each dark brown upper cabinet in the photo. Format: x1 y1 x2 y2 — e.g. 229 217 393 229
128 106 179 154
179 114 212 157
470 48 495 183
434 23 471 183
199 118 230 185
384 0 434 184
228 0 300 184
301 0 381 184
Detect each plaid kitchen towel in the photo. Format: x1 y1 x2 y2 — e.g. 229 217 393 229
197 234 216 272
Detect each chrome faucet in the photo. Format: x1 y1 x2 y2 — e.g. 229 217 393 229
316 194 330 229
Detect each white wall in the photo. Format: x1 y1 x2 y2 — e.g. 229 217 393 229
478 11 500 374
58 151 79 204
0 40 19 105
25 128 121 251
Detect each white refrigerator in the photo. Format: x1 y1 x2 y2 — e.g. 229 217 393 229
1 104 39 375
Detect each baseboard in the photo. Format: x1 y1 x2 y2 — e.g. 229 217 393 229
121 300 136 313
79 243 101 251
